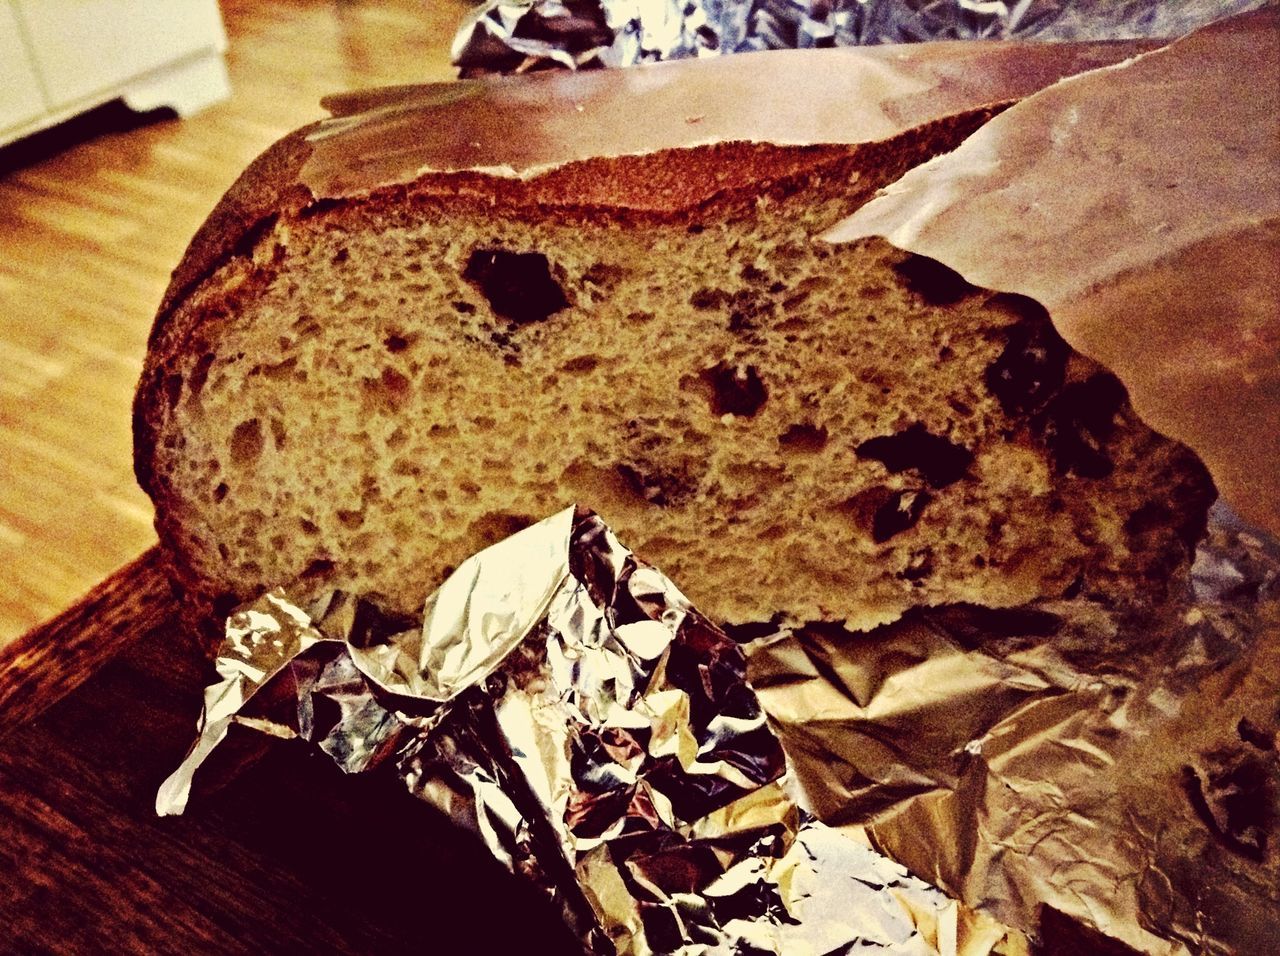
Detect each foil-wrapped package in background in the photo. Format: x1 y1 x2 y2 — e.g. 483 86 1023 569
452 0 1272 74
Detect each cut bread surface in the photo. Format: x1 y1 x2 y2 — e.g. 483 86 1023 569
136 133 1213 629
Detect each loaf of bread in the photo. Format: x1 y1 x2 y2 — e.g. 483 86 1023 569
134 42 1214 628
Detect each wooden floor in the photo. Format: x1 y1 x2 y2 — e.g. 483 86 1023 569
0 0 470 645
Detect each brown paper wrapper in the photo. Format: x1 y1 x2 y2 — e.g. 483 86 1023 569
826 6 1280 536
300 38 1156 199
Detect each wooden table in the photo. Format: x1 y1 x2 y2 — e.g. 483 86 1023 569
0 0 472 644
0 551 580 954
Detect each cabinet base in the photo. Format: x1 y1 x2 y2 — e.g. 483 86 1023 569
122 51 231 119
0 50 231 149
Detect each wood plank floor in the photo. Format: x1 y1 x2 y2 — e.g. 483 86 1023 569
0 0 471 644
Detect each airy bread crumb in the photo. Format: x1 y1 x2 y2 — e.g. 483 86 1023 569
135 134 1213 629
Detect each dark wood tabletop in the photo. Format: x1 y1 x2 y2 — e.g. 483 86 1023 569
0 549 579 955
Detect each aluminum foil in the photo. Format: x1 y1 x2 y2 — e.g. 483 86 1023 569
161 499 1280 952
750 502 1280 954
159 506 1024 954
452 0 1271 73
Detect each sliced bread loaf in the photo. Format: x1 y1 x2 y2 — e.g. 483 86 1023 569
134 43 1213 628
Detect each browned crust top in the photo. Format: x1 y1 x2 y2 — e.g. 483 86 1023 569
151 39 1158 362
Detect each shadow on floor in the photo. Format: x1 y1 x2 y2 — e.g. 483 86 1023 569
0 101 177 176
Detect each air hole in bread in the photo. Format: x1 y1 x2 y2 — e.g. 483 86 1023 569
212 482 228 503
892 253 980 306
689 287 726 311
838 485 931 542
1042 373 1127 478
251 357 297 381
468 510 537 547
383 332 411 353
462 249 569 325
561 355 600 374
582 262 625 289
778 423 829 453
189 354 215 396
291 313 322 339
855 423 974 488
302 557 334 579
984 303 1070 415
298 517 319 536
270 418 287 450
362 367 411 413
336 509 363 529
615 462 694 507
873 489 931 542
902 548 934 581
694 362 768 418
229 419 263 467
163 373 183 411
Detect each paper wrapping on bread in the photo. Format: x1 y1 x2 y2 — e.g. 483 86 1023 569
451 0 1270 74
826 7 1280 536
158 504 1278 953
302 38 1156 195
158 507 1027 955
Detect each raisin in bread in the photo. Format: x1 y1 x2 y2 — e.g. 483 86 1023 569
133 44 1213 629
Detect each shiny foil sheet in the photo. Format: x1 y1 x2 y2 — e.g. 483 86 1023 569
159 506 1022 954
161 499 1280 952
451 0 1270 73
750 502 1280 954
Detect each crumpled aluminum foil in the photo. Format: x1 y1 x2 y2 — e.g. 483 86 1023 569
159 501 1278 953
750 502 1280 954
159 506 1022 954
452 0 1272 74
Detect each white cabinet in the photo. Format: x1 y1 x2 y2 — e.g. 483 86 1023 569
0 2 43 132
1 0 230 147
